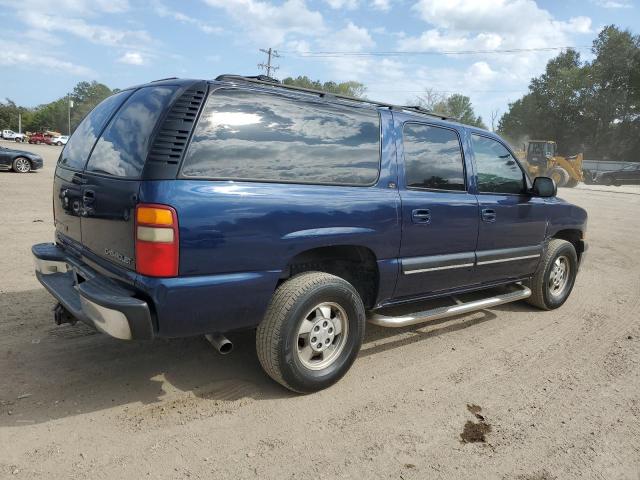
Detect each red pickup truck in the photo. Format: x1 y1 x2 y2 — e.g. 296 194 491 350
28 133 53 145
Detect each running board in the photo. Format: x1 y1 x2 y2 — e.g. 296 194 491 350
368 284 531 328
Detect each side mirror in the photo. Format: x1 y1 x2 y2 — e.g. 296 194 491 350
532 176 556 197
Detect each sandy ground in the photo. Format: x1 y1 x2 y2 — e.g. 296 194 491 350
0 140 638 479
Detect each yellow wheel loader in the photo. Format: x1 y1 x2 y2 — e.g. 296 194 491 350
516 141 583 188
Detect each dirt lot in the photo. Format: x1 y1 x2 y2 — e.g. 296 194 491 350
1 140 638 479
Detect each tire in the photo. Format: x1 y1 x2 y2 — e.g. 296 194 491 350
56 141 62 146
526 239 578 310
14 137 21 143
12 157 31 173
549 167 569 187
565 178 579 188
256 272 366 393
602 175 613 186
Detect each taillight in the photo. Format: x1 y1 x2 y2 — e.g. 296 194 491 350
135 204 179 277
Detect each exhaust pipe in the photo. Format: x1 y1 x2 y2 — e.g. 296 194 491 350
205 333 233 355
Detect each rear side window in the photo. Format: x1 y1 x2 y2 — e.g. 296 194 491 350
59 90 131 170
181 89 380 185
86 86 178 178
472 135 525 194
402 123 466 191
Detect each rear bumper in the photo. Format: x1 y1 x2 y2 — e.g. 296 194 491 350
33 243 153 340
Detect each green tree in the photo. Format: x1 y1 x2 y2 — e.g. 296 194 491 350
282 76 367 97
411 89 486 128
499 25 640 160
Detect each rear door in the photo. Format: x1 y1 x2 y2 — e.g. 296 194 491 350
394 121 479 299
471 134 547 284
80 85 180 270
54 90 132 249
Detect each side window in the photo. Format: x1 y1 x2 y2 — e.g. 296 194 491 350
403 123 465 191
86 86 178 178
59 90 131 170
472 135 525 194
181 89 380 185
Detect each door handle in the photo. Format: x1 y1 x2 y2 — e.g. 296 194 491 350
412 208 431 224
83 189 95 205
481 208 496 222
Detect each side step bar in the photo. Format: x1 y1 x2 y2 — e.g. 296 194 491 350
368 284 531 328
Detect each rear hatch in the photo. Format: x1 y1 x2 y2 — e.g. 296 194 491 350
54 82 205 272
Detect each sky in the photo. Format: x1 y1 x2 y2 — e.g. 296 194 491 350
0 0 638 126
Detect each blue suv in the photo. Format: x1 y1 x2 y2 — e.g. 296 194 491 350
33 75 587 392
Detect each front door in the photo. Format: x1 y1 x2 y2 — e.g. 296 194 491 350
394 121 479 299
471 134 547 284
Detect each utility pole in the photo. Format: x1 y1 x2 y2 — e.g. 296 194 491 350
18 112 21 134
258 48 280 77
67 94 73 135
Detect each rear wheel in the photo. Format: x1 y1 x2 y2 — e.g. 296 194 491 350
549 167 569 187
12 157 31 173
526 239 578 310
14 137 21 143
565 178 579 188
56 141 62 146
256 272 365 393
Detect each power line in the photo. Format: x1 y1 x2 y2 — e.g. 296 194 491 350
280 45 591 58
258 47 280 77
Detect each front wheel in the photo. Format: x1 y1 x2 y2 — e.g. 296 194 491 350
526 239 578 310
256 272 366 393
549 167 569 187
12 157 31 173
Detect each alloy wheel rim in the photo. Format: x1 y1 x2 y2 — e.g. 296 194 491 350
15 158 30 173
295 302 348 370
548 255 570 298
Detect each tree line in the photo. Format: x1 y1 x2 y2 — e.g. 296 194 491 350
499 25 639 161
0 81 117 135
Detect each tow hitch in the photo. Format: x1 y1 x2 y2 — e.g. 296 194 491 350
54 303 77 326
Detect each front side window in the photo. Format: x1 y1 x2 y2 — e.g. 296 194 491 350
472 135 525 194
86 86 178 177
181 89 380 185
59 90 131 170
402 123 465 191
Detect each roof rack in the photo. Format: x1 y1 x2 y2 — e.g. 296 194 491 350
214 74 456 122
150 77 178 83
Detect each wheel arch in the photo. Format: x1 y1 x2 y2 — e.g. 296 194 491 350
281 245 380 309
551 228 585 260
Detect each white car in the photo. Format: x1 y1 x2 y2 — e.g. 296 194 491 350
51 135 69 146
2 130 26 142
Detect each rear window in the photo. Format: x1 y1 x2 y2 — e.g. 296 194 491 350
181 89 380 186
85 86 178 178
59 90 131 170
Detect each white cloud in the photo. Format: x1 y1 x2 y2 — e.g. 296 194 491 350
320 22 375 52
203 0 325 45
0 0 130 15
591 0 633 8
0 39 93 76
371 0 392 10
153 2 223 35
118 51 145 65
324 0 359 8
22 13 151 48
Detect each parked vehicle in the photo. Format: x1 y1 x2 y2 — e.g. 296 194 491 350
51 135 69 146
2 129 26 142
594 163 640 186
0 145 44 173
32 76 588 393
28 132 53 145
